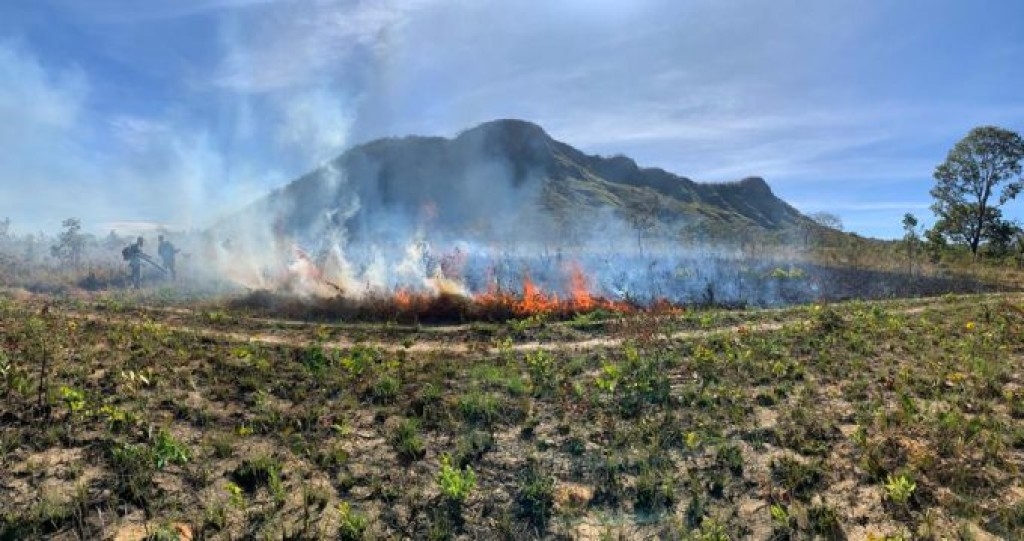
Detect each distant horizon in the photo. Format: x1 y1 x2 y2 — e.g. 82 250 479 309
0 115 1008 242
2 1 1023 239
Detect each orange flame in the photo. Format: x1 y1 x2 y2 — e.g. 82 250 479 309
516 275 561 315
567 262 595 311
385 261 654 319
394 288 413 310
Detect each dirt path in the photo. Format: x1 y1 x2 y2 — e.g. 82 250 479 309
51 292 1023 355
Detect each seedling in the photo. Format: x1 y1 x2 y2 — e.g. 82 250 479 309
883 473 916 505
437 453 476 503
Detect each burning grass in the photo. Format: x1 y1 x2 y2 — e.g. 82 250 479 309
227 287 659 324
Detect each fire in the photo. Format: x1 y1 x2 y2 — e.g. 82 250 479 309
234 238 658 320
567 262 595 311
516 275 561 315
394 288 413 310
471 264 637 317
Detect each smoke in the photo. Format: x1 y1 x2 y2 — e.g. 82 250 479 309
178 116 825 309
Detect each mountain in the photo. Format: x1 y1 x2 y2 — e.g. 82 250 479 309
232 119 812 246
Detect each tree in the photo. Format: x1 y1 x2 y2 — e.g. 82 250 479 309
50 218 85 269
930 126 1024 257
902 213 919 275
102 229 125 251
627 198 658 255
809 212 844 231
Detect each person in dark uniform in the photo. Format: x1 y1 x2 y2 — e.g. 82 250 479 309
157 235 180 279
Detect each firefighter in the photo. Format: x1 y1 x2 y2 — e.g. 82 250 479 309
122 237 145 289
157 235 180 279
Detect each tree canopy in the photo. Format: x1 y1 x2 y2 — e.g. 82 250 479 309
930 126 1024 256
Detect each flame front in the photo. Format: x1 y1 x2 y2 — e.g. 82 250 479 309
211 230 658 319
516 275 561 315
568 262 595 311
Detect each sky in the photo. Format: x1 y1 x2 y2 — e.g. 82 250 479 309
1 0 1023 239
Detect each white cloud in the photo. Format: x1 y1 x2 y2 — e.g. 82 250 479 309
212 0 437 93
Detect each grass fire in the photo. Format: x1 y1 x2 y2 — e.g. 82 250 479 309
3 2 1024 539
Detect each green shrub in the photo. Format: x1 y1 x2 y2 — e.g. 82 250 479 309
338 502 369 541
390 418 426 461
437 453 476 503
883 473 916 505
231 454 284 504
152 429 189 469
770 457 825 501
517 460 555 529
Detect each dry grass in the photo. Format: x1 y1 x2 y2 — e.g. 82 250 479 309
1 288 1023 539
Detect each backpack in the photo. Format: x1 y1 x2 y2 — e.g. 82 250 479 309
122 245 133 261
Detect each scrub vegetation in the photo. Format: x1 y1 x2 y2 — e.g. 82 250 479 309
2 288 1023 539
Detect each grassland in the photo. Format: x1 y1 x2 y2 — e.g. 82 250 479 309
2 289 1023 540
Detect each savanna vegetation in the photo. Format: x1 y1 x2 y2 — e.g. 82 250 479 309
3 124 1024 540
2 288 1023 539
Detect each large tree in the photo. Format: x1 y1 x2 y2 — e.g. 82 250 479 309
930 126 1024 256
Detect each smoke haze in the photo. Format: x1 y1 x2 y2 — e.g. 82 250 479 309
2 1 1023 239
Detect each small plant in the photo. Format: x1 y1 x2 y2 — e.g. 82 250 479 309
0 348 30 398
371 374 401 404
715 444 744 477
110 442 156 504
59 385 86 415
455 429 494 466
687 518 731 541
316 442 350 470
225 481 245 508
685 431 701 451
338 501 369 541
770 503 793 530
595 361 621 394
339 346 378 379
883 473 916 505
152 429 189 469
143 524 182 541
457 390 500 425
437 453 476 503
635 466 676 513
390 418 426 461
517 460 555 529
119 369 153 391
771 457 826 501
300 344 332 376
808 504 843 539
208 434 235 459
525 350 555 394
231 454 284 505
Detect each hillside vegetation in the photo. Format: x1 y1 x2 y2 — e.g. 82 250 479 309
232 119 812 246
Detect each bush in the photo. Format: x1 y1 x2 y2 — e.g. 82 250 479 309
437 453 476 503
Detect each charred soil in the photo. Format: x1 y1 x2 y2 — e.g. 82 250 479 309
1 291 1023 539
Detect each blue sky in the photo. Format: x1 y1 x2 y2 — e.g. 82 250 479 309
1 0 1023 239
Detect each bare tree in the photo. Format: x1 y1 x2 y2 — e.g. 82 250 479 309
902 213 919 276
627 198 658 255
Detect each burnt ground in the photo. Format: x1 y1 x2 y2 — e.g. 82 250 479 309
1 290 1024 540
